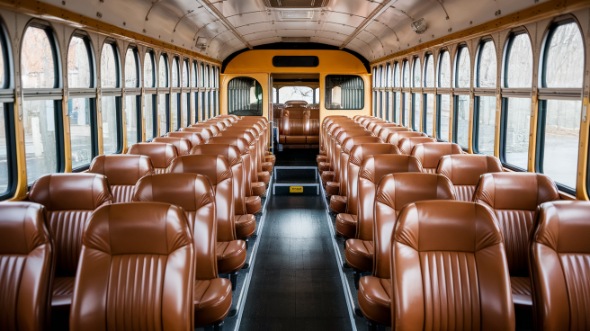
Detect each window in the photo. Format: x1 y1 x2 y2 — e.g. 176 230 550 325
68 35 95 169
124 47 140 146
538 21 584 190
193 61 199 122
476 40 497 88
423 54 435 136
170 57 180 131
504 33 532 88
182 59 190 126
158 54 169 135
402 60 410 126
100 42 122 154
412 57 421 130
22 25 63 184
436 50 451 141
279 86 314 104
144 51 156 140
455 45 470 88
228 77 263 116
454 95 470 149
474 39 497 155
385 63 392 121
325 75 364 110
0 23 14 197
393 62 400 123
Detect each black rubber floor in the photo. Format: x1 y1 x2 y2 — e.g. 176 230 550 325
239 194 353 331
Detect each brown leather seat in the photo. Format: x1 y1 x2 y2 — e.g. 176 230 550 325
397 136 437 155
192 123 221 136
133 173 232 328
390 201 515 330
411 142 463 173
88 154 154 202
335 143 401 238
436 154 503 201
170 154 247 289
323 128 371 192
329 136 383 213
378 126 410 142
191 143 256 240
387 130 426 146
69 202 194 331
168 131 204 147
128 142 178 174
153 136 192 155
357 171 454 327
0 201 53 331
530 201 590 331
182 126 215 142
28 173 112 327
473 173 560 309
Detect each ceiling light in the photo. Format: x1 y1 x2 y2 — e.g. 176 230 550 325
411 18 427 34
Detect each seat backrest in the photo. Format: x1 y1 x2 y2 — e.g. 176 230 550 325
70 202 194 331
170 154 236 242
207 136 254 196
373 172 455 279
473 172 560 277
182 127 214 142
28 173 112 278
387 130 425 145
530 201 590 331
191 144 247 215
133 173 217 281
346 143 400 216
127 142 178 174
378 126 409 142
411 142 463 173
338 136 383 195
436 154 503 201
88 154 154 203
398 136 437 155
391 200 514 330
168 131 204 147
153 137 192 156
356 154 423 240
192 123 220 136
0 201 53 331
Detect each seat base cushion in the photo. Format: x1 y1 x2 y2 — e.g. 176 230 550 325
511 276 532 306
329 195 347 214
258 171 270 185
235 214 256 239
251 182 266 197
325 181 339 196
345 239 373 272
216 240 247 274
316 155 327 164
245 196 262 214
335 213 357 238
194 278 232 327
358 276 391 326
318 162 331 173
261 161 273 172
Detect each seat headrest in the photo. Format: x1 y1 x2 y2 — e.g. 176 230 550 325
360 154 423 184
0 202 50 254
395 201 502 252
376 173 455 212
207 137 249 155
168 131 204 146
534 201 590 253
398 137 437 154
411 142 463 168
437 154 503 185
182 127 213 141
29 173 112 211
153 137 192 155
127 143 178 169
473 173 559 210
190 144 241 167
341 136 383 154
349 143 400 166
169 154 232 184
336 129 370 143
84 202 191 255
89 154 153 185
133 173 214 212
387 131 425 145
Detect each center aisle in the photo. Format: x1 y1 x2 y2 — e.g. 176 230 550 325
239 193 353 330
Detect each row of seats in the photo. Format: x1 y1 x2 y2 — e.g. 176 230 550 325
273 100 320 149
2 114 272 330
318 115 580 330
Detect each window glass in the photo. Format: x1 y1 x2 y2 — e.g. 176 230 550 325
393 62 400 87
412 93 421 130
455 46 470 88
454 95 469 148
437 94 450 141
438 51 450 88
540 99 581 188
424 54 434 87
68 98 93 168
125 95 138 145
68 36 91 88
228 77 263 116
144 51 155 88
23 100 58 184
425 94 434 136
475 96 496 155
386 63 391 87
22 27 55 88
325 75 364 110
402 60 410 87
395 92 401 123
543 22 584 88
101 43 118 88
181 92 188 127
171 93 179 130
477 40 497 88
502 97 531 169
505 33 532 87
403 92 410 127
0 105 7 192
182 60 189 87
125 48 138 88
158 94 168 135
192 61 198 87
279 86 314 104
412 57 421 88
171 57 179 88
159 54 168 87
101 96 119 154
144 94 155 139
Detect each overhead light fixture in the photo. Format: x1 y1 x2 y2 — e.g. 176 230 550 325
196 37 208 50
411 18 427 34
